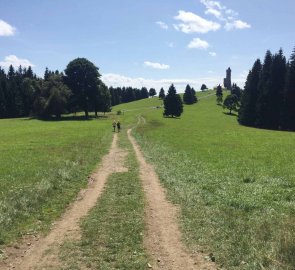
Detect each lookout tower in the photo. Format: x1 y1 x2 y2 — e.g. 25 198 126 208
223 67 232 90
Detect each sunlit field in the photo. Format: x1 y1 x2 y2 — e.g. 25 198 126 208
116 91 295 270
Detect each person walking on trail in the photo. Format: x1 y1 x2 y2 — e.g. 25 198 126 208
117 120 121 132
112 120 116 132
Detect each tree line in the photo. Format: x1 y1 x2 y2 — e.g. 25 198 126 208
0 58 112 119
0 58 156 119
0 56 201 119
109 86 155 106
238 47 295 131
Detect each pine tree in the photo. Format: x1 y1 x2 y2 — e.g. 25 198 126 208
216 84 223 105
140 87 149 99
0 69 6 117
44 67 50 81
183 84 193 104
183 84 197 104
238 59 262 126
159 88 165 99
163 84 183 117
26 66 34 79
267 49 286 129
191 87 198 103
231 83 242 101
284 47 295 130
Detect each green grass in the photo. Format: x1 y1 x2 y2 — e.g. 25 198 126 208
60 131 148 269
0 116 113 244
115 91 295 270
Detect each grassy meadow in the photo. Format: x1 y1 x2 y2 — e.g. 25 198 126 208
0 90 294 270
0 115 113 244
115 91 295 270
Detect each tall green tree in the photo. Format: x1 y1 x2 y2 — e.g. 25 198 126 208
238 59 262 126
231 83 242 101
34 74 71 118
223 94 239 114
149 88 157 97
64 58 101 118
140 87 149 99
163 84 183 117
201 84 208 91
267 49 286 129
284 47 295 130
94 83 111 116
183 84 197 104
216 84 223 105
159 88 165 99
255 50 273 128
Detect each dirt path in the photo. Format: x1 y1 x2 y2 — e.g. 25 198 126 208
5 133 127 270
128 128 216 270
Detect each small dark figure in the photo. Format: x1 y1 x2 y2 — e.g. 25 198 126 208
112 120 116 132
117 121 121 132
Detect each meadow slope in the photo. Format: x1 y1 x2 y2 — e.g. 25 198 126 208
115 91 295 270
0 117 112 244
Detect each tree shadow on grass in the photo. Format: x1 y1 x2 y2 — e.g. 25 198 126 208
23 114 109 122
223 112 238 117
162 116 181 119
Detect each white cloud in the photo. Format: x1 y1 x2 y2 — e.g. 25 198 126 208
156 21 168 30
187 38 209 49
102 73 223 92
200 0 250 31
209 52 217 56
205 8 223 19
144 61 170 70
200 0 225 11
174 10 220 34
0 19 16 36
0 55 35 68
225 20 251 31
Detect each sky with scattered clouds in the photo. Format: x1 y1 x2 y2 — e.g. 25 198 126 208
1 0 294 91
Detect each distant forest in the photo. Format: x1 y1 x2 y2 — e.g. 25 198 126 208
0 57 198 119
238 47 295 131
0 58 159 119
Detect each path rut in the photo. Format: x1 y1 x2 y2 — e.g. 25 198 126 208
128 128 216 270
6 133 127 270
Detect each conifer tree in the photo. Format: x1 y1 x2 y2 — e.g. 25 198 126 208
183 84 193 104
231 83 242 101
163 84 183 117
238 59 262 126
216 84 223 105
159 88 165 99
191 87 198 103
183 84 197 104
267 49 286 129
140 87 149 99
284 47 295 130
44 67 50 81
256 50 273 127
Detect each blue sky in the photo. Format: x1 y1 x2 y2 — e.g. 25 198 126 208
0 0 294 91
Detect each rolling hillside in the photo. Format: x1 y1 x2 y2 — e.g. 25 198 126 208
115 90 295 270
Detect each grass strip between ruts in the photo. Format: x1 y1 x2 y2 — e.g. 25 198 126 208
60 130 148 270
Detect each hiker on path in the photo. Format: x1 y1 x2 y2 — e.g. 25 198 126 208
117 120 121 132
112 120 116 132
